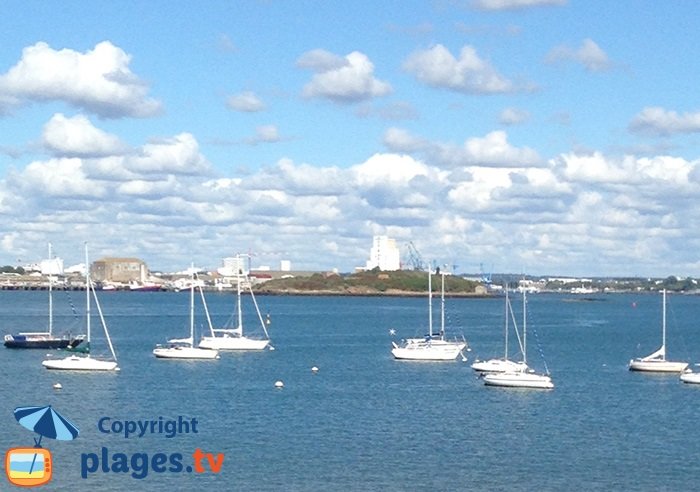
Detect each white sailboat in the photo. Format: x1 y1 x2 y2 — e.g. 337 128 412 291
629 289 688 373
154 266 220 360
680 368 700 384
391 268 467 361
483 291 553 389
471 285 529 374
199 257 270 351
42 244 119 371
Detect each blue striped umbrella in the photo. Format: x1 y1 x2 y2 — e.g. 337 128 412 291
14 405 79 442
13 405 78 475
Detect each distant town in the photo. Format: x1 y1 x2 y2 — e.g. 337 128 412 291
0 236 697 294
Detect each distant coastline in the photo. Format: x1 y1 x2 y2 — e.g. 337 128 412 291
1 268 697 296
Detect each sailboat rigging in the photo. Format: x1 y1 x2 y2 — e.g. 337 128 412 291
482 290 553 389
629 289 688 373
391 267 467 361
153 265 220 360
42 244 119 371
199 255 271 351
471 284 528 374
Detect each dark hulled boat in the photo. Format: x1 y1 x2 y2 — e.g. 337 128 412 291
4 333 84 349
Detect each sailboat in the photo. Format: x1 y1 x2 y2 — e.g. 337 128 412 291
471 284 529 374
4 244 84 349
42 244 119 371
483 290 553 389
680 368 700 384
391 268 467 361
629 289 688 373
153 266 220 360
199 258 270 351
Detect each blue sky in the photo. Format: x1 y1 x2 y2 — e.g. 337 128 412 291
1 0 700 277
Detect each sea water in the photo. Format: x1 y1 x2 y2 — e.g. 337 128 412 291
1 290 700 491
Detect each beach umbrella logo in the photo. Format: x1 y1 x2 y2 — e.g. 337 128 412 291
5 405 79 487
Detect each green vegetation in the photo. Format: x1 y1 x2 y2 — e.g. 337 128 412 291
0 265 25 274
256 270 481 295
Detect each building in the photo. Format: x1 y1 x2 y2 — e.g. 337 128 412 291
91 258 148 283
217 256 248 277
365 236 401 271
40 257 64 276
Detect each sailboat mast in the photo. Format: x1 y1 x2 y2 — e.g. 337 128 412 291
48 243 53 336
504 284 509 360
662 289 667 356
190 264 195 347
522 290 527 365
237 260 243 333
85 243 90 347
440 271 445 338
428 267 433 337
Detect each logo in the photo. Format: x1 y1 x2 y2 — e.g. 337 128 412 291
5 448 52 487
6 405 79 488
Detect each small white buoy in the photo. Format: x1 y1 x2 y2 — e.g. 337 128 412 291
269 346 275 351
53 383 62 390
311 366 319 374
274 380 284 389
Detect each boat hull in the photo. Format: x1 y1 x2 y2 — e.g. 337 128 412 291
628 359 688 373
471 358 528 373
42 355 118 371
483 371 554 389
680 371 700 384
4 335 83 350
391 340 466 361
199 336 269 351
153 346 220 359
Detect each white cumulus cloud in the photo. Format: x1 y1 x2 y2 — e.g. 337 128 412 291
42 113 128 158
403 44 514 94
629 107 700 136
384 128 541 168
0 41 162 118
127 133 211 175
299 50 392 102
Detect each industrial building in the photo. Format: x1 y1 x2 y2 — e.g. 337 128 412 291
91 258 148 283
365 235 401 271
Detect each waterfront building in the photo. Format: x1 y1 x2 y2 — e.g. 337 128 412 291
91 258 148 283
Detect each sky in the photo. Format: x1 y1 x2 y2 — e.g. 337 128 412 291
1 0 700 277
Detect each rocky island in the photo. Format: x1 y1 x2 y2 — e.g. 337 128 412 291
253 270 485 297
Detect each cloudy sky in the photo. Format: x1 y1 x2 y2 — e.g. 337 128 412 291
1 1 699 277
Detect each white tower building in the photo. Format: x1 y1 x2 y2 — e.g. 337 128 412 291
365 236 401 271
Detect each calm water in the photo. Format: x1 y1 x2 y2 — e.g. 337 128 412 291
1 290 700 491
